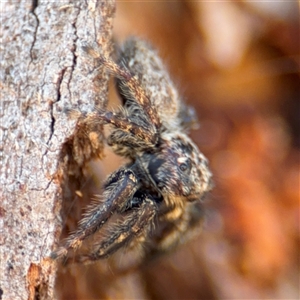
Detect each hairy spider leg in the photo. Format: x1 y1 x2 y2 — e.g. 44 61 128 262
51 169 139 259
101 57 161 130
83 108 157 157
95 110 158 145
160 202 203 249
141 201 204 261
83 46 160 131
74 195 158 263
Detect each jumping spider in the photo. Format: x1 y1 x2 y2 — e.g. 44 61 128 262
52 37 212 264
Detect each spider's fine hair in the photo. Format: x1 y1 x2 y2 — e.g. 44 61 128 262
52 37 212 264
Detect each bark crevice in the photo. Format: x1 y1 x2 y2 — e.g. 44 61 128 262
30 1 40 62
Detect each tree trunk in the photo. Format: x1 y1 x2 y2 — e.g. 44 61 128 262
0 1 115 299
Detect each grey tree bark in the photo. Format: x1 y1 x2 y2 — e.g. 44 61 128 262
0 1 115 299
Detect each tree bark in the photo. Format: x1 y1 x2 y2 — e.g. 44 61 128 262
0 1 115 299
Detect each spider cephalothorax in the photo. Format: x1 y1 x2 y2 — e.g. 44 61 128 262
142 133 211 203
52 37 212 263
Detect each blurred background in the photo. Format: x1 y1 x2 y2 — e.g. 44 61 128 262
56 1 299 299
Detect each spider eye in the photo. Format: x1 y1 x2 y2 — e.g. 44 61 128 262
178 158 192 174
179 163 188 172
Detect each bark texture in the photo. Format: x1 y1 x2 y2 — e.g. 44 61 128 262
0 1 115 299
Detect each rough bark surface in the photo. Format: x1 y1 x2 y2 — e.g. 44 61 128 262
0 1 115 299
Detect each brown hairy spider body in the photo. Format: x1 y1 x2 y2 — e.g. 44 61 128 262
52 37 212 263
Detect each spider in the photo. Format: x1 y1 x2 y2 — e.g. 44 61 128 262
52 37 212 264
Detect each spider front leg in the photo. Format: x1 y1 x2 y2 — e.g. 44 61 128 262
51 168 139 260
73 194 158 263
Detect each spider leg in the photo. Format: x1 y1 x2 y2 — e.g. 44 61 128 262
146 201 204 258
73 194 158 263
103 58 161 130
83 46 161 130
51 168 139 259
83 110 157 158
94 109 158 145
